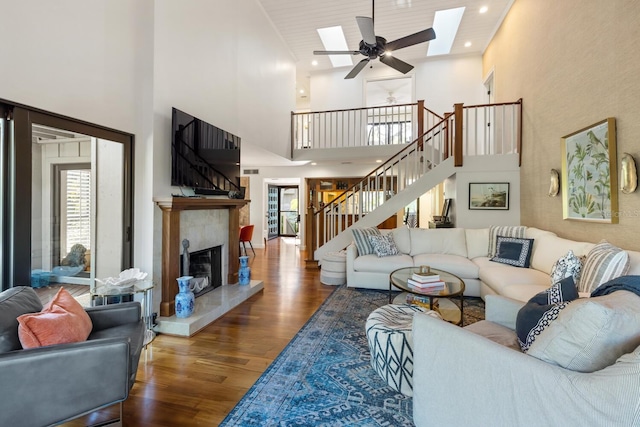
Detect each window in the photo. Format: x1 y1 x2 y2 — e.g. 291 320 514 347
61 169 91 256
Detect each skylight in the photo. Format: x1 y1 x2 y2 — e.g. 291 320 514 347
427 7 465 57
317 26 354 68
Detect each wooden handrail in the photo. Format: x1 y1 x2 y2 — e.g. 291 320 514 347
291 102 418 116
462 100 522 109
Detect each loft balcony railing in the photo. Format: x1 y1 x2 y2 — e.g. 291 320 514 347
305 99 522 261
291 100 442 155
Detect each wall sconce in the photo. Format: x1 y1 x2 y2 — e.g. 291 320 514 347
620 153 637 194
548 169 560 197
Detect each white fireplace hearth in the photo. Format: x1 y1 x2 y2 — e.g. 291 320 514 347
155 279 263 336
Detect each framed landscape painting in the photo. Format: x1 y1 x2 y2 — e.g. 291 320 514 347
561 118 618 223
468 183 510 210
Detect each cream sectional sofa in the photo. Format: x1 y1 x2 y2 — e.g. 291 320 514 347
346 226 640 302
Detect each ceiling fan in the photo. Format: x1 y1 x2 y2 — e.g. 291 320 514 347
313 0 436 79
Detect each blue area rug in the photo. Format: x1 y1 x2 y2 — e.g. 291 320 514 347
220 286 484 426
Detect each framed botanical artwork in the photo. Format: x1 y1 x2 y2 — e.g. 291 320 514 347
468 183 510 210
561 118 618 223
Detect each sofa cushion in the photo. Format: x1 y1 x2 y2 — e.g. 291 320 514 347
464 320 521 351
409 228 467 257
479 262 550 296
351 227 381 256
529 234 594 275
391 226 411 254
465 228 490 259
488 225 526 257
353 253 414 273
0 287 43 353
550 250 584 285
17 287 93 349
578 240 630 294
527 290 640 372
413 254 479 280
515 277 579 352
627 250 640 275
369 234 399 257
490 236 534 268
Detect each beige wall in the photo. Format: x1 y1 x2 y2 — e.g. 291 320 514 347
484 0 640 250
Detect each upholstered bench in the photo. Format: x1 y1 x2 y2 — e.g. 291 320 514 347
365 304 441 396
320 251 347 285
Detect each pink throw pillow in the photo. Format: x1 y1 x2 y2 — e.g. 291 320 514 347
17 287 93 349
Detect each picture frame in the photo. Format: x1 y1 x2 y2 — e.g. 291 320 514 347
561 118 618 223
468 183 510 210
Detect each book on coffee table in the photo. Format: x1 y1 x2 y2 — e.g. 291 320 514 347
411 272 440 282
407 278 445 290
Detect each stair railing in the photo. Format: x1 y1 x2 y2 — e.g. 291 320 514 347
305 99 523 261
291 100 442 155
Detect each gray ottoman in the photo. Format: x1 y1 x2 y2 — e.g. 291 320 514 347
366 304 441 396
320 251 347 285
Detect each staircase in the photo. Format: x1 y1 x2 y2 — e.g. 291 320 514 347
303 100 523 263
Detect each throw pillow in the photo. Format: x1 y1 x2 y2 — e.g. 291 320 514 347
369 234 400 257
527 290 640 373
351 227 381 256
488 225 527 257
578 240 630 293
515 276 578 352
490 236 534 268
549 250 584 285
17 287 93 349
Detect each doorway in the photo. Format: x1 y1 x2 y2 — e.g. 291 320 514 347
0 101 133 291
278 186 299 237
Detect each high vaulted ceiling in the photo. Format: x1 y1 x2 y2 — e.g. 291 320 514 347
258 0 513 104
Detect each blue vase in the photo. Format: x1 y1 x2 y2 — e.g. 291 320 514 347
175 275 195 318
239 256 251 285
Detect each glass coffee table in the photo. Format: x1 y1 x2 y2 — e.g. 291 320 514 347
389 267 466 326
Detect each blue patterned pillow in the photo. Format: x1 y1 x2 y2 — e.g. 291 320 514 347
550 250 584 285
369 234 399 257
516 276 579 352
351 227 381 256
490 236 534 268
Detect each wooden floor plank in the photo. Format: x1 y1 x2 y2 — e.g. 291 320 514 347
61 237 333 426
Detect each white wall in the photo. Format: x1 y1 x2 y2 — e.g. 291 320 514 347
310 55 486 115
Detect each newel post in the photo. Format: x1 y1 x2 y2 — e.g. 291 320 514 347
417 100 425 150
453 103 464 167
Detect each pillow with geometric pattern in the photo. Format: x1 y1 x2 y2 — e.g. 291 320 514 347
351 227 381 256
515 276 579 352
578 240 630 293
369 234 400 257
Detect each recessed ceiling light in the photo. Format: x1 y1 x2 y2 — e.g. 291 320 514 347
427 7 466 57
317 26 354 68
299 89 305 94
311 60 318 66
376 159 382 163
464 41 472 47
311 162 317 166
479 6 488 14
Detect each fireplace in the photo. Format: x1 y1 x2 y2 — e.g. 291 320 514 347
181 242 222 298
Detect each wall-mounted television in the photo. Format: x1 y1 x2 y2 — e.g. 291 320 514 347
171 107 242 196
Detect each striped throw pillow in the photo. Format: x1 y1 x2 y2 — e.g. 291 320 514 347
578 240 630 293
351 227 381 256
488 225 527 257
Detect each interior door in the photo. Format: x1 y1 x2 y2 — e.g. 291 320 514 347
266 184 279 240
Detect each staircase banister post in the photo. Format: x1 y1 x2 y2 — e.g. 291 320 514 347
417 100 425 151
517 98 523 166
453 103 464 167
290 110 295 159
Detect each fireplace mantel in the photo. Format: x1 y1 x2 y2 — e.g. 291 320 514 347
154 196 250 317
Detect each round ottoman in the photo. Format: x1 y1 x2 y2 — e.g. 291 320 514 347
366 304 441 396
320 251 347 285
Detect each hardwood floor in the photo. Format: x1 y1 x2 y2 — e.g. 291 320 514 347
65 237 334 426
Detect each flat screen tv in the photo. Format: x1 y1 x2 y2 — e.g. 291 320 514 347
171 107 242 196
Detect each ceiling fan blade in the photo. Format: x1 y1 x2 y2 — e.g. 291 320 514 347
356 16 377 46
345 58 370 79
379 54 414 74
313 50 361 55
385 28 436 51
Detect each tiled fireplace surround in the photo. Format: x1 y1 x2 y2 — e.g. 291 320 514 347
153 197 263 336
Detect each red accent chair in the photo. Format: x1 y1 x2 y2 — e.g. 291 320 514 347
239 225 255 256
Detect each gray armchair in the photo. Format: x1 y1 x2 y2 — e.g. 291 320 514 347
0 286 145 427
